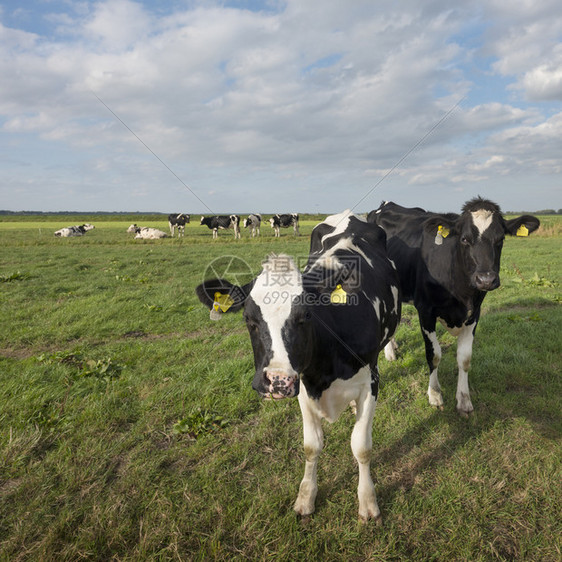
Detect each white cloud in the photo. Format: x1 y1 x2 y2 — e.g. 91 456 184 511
0 0 560 213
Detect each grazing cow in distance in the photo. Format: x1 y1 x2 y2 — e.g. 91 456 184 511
54 224 94 237
168 213 190 237
200 215 241 239
243 213 261 237
131 226 168 239
368 197 540 416
196 210 401 521
270 213 299 237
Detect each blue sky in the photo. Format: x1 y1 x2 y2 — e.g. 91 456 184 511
1 0 561 213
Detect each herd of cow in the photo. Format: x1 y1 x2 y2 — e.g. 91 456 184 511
195 197 540 522
53 213 300 239
53 198 541 521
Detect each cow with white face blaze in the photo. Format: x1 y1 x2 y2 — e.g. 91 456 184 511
168 213 190 237
367 197 540 416
200 215 241 239
270 213 299 237
243 213 261 237
196 211 401 520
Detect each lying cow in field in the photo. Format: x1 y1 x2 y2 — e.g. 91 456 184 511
368 197 540 416
196 211 400 521
243 213 261 237
130 226 168 239
54 224 94 237
270 213 299 237
200 215 241 239
168 213 190 237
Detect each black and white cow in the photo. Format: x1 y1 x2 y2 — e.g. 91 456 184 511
168 213 190 237
129 225 168 239
196 211 400 520
243 213 262 237
54 224 94 237
368 197 540 416
270 213 299 237
200 215 241 239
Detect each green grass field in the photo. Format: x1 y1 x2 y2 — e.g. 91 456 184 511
1 216 560 561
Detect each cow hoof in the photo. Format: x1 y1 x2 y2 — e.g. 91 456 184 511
427 388 444 408
456 393 474 417
359 511 382 525
297 514 312 526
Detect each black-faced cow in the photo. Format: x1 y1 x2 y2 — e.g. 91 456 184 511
243 213 262 237
200 215 241 239
168 213 190 237
54 224 94 237
367 197 540 416
196 211 400 520
270 213 299 237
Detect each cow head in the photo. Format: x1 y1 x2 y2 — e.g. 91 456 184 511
424 198 540 291
196 255 310 399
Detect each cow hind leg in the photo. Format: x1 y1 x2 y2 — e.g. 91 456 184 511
455 324 475 416
294 392 323 517
384 338 398 361
351 387 380 522
422 326 443 408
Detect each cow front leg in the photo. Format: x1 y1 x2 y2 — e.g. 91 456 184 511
351 386 380 521
421 320 443 408
455 323 476 416
294 392 323 517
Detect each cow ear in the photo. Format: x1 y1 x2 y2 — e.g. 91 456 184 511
504 215 540 237
195 278 251 319
423 217 458 245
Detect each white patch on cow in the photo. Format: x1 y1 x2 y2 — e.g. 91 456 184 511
249 255 303 374
300 365 372 423
371 296 381 320
471 209 493 237
311 236 373 271
390 285 399 314
317 210 366 248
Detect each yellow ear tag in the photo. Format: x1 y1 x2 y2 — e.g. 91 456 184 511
516 224 529 237
213 292 234 313
435 225 449 245
330 284 347 304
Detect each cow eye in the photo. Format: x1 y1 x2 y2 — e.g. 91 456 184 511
461 235 471 246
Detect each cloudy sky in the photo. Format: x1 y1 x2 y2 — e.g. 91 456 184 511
1 0 561 214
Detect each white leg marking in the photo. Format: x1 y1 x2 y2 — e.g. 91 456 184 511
351 389 380 521
423 329 443 407
384 338 397 361
456 324 475 416
294 390 323 517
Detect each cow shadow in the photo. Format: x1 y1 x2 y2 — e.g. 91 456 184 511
309 300 561 516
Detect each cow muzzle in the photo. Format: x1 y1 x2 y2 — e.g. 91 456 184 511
473 271 500 291
255 369 300 399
